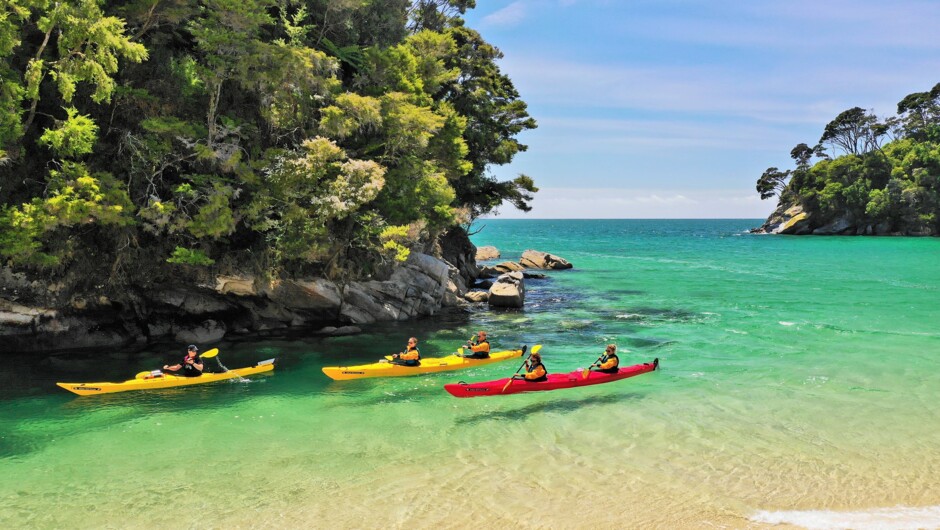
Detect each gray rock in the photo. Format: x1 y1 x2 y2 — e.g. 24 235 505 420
174 319 226 343
520 250 573 270
266 279 342 311
464 291 489 303
0 242 476 353
488 271 525 308
475 246 500 261
478 266 501 278
494 261 526 273
812 216 854 235
214 275 256 296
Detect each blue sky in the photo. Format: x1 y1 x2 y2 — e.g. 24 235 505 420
463 0 940 218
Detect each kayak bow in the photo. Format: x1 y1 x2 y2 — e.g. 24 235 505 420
322 347 528 381
56 358 275 396
443 358 658 398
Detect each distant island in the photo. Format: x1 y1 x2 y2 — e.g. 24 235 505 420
754 83 940 236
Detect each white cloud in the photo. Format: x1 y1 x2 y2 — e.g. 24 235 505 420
482 2 527 27
530 116 800 152
488 187 773 219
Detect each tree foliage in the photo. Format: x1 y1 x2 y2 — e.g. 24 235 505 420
758 83 940 234
0 1 538 284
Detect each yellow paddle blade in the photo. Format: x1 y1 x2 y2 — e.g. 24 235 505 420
200 348 220 359
457 348 464 356
501 377 514 393
582 368 590 379
532 344 542 354
384 355 394 361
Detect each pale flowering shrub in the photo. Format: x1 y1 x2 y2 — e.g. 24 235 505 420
249 137 391 267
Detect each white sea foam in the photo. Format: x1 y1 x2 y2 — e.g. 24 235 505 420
751 505 940 530
779 321 796 326
616 313 645 320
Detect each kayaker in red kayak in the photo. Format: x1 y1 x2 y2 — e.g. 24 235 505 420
163 344 205 377
389 337 421 367
589 344 620 374
512 350 547 382
462 331 491 359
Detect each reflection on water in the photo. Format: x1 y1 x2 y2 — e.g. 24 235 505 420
454 392 646 426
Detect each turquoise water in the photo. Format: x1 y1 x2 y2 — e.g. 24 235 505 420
2 219 939 529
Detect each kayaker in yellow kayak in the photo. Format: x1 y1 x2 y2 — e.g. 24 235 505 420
388 337 421 367
589 344 620 374
461 330 491 359
163 345 205 377
512 350 547 382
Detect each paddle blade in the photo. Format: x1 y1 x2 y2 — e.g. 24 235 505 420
501 378 514 393
384 355 394 361
457 348 464 356
201 348 220 359
582 368 590 379
532 344 542 354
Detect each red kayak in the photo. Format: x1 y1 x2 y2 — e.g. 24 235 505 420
443 358 658 398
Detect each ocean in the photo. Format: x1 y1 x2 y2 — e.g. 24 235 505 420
1 219 938 529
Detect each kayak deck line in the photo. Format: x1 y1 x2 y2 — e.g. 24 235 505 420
56 359 276 396
322 347 529 381
443 358 659 398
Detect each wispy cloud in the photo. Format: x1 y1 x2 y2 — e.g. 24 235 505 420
465 1 940 217
490 187 770 219
482 2 527 27
502 54 940 123
531 116 802 152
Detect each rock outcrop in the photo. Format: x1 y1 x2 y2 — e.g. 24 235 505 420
463 291 489 303
488 271 525 308
0 251 469 353
475 246 500 261
754 200 938 236
519 250 573 270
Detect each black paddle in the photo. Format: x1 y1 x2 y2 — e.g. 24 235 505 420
582 352 606 379
502 344 538 392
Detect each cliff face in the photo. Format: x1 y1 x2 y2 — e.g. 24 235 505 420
0 231 479 353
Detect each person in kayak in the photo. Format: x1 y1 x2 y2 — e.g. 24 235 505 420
389 337 421 367
163 345 204 377
589 344 620 374
513 350 547 382
462 331 490 359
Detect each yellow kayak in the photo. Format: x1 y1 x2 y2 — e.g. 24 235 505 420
56 359 275 396
322 347 528 381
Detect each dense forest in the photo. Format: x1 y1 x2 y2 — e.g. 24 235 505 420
0 0 537 291
756 83 940 235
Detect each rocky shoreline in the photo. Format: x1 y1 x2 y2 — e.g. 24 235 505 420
753 203 937 236
0 233 574 354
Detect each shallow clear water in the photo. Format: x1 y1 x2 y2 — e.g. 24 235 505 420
2 219 939 529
